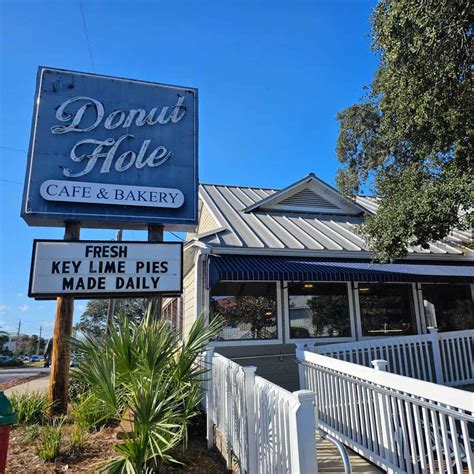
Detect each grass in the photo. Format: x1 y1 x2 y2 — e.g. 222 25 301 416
35 418 64 461
10 391 48 425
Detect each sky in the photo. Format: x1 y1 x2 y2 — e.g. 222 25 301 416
0 0 378 337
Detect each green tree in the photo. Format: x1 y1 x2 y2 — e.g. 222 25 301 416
74 299 147 337
336 0 473 261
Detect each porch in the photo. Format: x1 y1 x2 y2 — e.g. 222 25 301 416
200 328 474 473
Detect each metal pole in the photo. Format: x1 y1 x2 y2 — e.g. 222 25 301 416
36 325 42 355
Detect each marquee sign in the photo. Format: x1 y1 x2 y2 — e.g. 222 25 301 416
22 67 198 230
29 240 183 299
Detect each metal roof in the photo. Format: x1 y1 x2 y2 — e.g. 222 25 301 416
193 181 472 259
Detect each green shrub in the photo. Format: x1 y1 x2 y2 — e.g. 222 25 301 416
10 391 48 425
68 423 87 451
35 419 63 461
69 392 117 430
72 313 221 472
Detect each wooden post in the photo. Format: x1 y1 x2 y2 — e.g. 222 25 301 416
106 229 123 334
146 224 164 320
47 221 80 416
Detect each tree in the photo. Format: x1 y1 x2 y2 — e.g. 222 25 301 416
74 299 147 337
336 0 473 261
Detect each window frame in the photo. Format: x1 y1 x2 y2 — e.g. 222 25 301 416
284 281 357 345
355 282 422 339
208 280 284 347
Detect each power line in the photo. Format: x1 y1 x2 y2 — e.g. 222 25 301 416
79 0 96 72
0 145 27 153
0 178 22 185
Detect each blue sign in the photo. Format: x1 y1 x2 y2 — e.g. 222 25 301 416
22 67 198 230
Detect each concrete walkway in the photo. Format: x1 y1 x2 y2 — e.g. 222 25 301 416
4 375 49 396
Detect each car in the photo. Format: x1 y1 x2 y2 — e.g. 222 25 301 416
70 354 82 367
30 355 41 362
0 355 11 361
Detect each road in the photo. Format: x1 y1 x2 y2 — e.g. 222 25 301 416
0 366 50 384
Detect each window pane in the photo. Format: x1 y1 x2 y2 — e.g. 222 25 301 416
359 283 416 336
422 284 473 332
210 282 277 340
288 283 351 338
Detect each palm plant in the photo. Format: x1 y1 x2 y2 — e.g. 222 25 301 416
71 313 221 472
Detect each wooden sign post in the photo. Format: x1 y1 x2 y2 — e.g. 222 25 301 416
47 221 80 416
147 224 164 321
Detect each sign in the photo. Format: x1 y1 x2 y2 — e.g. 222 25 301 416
22 67 198 230
29 240 183 299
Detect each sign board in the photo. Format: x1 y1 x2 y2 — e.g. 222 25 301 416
22 67 198 230
29 240 183 299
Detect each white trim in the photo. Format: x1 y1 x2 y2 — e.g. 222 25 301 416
209 245 473 261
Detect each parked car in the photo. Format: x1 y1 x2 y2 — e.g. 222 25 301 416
30 355 41 362
0 355 11 361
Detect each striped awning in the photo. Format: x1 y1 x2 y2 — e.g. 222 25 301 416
207 255 474 288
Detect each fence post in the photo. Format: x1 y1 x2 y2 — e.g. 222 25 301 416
289 389 319 474
243 366 257 474
372 359 394 470
427 327 444 384
295 342 307 390
204 347 215 450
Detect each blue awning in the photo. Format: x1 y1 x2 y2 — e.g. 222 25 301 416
207 255 474 288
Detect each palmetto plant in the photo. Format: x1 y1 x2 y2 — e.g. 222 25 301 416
71 313 221 473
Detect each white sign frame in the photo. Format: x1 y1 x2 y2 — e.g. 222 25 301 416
29 240 183 300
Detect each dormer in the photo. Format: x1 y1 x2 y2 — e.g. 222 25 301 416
243 173 366 216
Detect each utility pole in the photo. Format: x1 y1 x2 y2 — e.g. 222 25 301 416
106 229 123 334
37 325 42 355
15 320 21 355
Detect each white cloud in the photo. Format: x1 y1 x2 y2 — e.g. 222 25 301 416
18 304 30 313
0 305 8 314
76 303 86 313
16 293 23 297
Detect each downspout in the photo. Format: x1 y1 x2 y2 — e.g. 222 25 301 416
193 245 211 324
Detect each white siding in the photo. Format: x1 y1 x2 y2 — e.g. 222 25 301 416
182 268 196 340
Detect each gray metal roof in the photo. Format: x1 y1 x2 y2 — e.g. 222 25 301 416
192 181 472 259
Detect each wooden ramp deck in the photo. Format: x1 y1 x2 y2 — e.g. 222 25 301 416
316 435 382 473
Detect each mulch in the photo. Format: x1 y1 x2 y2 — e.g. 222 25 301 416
0 374 45 391
6 416 229 473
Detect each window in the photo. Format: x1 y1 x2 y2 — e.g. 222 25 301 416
210 282 277 340
288 283 351 338
358 283 416 336
422 284 473 332
162 297 183 332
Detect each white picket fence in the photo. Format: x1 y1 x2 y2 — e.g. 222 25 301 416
311 328 474 387
297 348 474 474
201 348 318 473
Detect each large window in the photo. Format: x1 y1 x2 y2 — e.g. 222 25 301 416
210 282 277 341
358 283 416 336
288 283 351 338
422 284 473 332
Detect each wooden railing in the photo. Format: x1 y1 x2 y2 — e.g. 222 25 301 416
311 328 474 387
297 348 474 474
201 348 318 473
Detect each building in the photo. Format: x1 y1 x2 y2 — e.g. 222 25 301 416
163 173 473 389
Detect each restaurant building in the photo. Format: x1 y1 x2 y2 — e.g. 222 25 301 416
163 173 474 389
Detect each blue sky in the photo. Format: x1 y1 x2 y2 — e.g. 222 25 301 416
0 0 377 337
